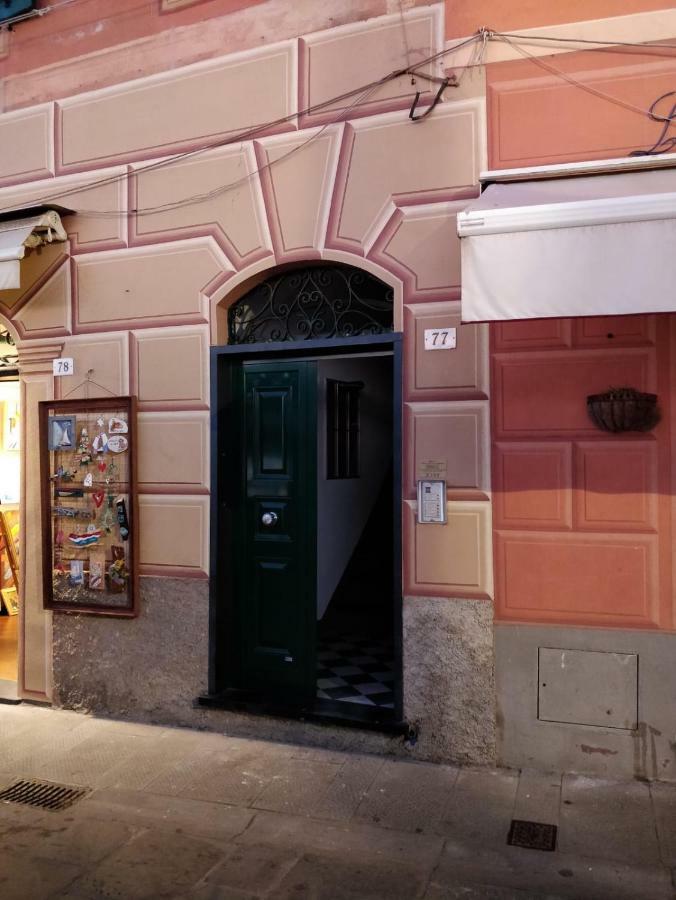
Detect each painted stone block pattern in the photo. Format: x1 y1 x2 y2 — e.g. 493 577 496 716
138 495 209 576
491 313 671 630
404 499 493 599
0 104 54 186
132 146 271 266
300 6 442 124
57 42 296 170
74 241 225 332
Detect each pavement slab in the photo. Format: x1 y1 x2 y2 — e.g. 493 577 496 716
558 775 661 865
237 809 445 870
513 769 562 826
269 850 428 900
651 781 676 866
436 840 673 900
307 754 384 821
0 705 674 899
354 758 459 833
64 827 225 899
203 842 301 894
77 787 254 842
436 767 519 845
0 850 84 900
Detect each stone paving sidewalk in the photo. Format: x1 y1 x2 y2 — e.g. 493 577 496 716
0 705 675 899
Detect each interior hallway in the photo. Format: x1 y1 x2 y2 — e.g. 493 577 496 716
0 704 673 898
0 614 17 681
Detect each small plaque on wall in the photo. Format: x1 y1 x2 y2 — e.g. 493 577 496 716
417 479 447 524
417 459 447 480
424 328 456 351
39 396 138 617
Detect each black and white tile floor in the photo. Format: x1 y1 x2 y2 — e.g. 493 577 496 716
316 635 395 709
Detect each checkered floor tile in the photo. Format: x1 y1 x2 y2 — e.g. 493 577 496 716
316 635 395 709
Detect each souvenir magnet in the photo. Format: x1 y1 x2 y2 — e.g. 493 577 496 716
68 530 103 547
115 497 130 541
108 417 128 434
93 432 108 454
69 560 84 587
88 550 105 590
77 427 92 466
107 435 128 453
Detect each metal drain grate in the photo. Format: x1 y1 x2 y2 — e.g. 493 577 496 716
507 819 558 851
0 779 89 812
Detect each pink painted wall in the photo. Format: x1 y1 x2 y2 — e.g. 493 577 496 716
445 0 676 39
480 3 676 632
491 316 674 630
0 0 266 77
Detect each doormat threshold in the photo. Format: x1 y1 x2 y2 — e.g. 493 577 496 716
197 691 407 735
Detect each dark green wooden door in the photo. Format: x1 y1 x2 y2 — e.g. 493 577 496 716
234 360 317 701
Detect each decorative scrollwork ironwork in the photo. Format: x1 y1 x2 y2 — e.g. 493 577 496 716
228 265 394 344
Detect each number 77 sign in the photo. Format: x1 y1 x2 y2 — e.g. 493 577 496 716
423 328 457 351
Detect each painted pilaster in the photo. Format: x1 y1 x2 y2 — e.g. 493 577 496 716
17 340 64 702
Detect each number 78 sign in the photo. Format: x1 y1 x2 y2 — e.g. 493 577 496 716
423 328 457 351
52 358 74 376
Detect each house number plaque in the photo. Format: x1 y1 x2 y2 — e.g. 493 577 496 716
424 328 456 350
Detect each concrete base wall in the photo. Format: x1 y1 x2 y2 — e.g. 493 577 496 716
403 596 496 765
52 576 211 721
52 579 498 767
496 623 676 782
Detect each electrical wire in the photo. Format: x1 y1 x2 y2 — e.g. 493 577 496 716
0 33 480 219
3 19 674 219
490 30 676 53
494 34 656 119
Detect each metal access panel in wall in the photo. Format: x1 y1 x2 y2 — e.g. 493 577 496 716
538 648 638 731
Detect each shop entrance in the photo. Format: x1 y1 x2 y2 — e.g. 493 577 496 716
0 331 20 702
207 265 402 725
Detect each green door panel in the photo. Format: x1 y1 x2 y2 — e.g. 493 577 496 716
234 361 317 700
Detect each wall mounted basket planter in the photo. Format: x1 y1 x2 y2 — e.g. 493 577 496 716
587 388 660 433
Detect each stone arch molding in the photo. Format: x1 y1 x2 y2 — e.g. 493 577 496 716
208 99 484 342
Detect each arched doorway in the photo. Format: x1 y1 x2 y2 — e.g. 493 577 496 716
205 263 403 727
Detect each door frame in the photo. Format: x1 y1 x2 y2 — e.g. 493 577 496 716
209 332 403 721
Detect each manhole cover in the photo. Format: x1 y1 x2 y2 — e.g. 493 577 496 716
507 819 557 851
0 779 90 812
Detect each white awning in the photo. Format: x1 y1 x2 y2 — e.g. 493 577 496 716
457 166 676 322
0 210 68 290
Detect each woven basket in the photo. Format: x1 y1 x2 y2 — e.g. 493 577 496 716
586 389 660 433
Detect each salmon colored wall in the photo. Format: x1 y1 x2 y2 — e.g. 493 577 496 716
445 0 676 39
487 48 676 169
491 315 673 630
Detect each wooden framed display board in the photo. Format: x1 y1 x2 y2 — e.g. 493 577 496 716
39 396 138 616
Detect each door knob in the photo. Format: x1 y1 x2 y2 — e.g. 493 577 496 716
261 511 278 527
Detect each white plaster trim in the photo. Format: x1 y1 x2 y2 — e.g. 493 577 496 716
74 235 232 275
444 8 676 68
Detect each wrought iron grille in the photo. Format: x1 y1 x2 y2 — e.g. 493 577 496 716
228 266 394 344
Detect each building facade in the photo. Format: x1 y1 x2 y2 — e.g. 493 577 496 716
0 0 675 780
